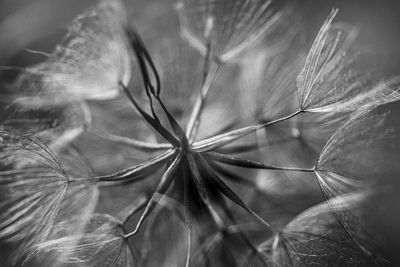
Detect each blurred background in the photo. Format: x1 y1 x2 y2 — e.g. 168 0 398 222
0 0 400 75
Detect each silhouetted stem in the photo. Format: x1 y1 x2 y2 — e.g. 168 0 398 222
187 153 226 229
199 155 278 232
121 83 181 147
207 152 314 173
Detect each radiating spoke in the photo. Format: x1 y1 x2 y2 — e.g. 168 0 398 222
124 153 182 238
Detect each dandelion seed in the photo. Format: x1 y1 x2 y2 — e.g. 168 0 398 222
315 106 400 199
13 0 131 107
4 0 131 151
0 131 98 263
261 192 382 266
0 132 69 261
296 9 400 113
35 214 135 266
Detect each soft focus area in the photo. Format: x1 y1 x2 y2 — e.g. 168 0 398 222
1 0 400 266
1 0 400 72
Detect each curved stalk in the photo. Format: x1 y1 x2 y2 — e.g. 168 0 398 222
124 152 182 238
206 152 314 173
193 110 303 152
88 127 172 151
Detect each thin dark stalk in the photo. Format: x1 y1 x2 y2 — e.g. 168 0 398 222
198 154 278 232
210 162 297 215
155 97 188 143
127 27 160 120
121 83 180 147
124 153 182 238
127 26 188 142
187 153 226 230
206 152 315 173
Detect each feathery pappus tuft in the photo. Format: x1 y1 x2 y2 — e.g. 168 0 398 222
176 0 290 62
296 9 400 113
0 131 70 261
35 214 136 267
12 0 131 108
260 192 382 266
0 131 100 263
315 106 400 195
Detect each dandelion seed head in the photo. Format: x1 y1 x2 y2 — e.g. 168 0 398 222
1 0 399 265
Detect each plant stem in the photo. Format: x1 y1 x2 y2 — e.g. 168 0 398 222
121 83 181 147
94 149 175 183
187 153 226 230
193 110 303 152
200 155 278 233
186 62 221 142
124 153 182 239
88 127 172 151
207 152 314 173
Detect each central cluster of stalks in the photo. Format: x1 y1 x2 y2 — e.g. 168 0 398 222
1 0 400 266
